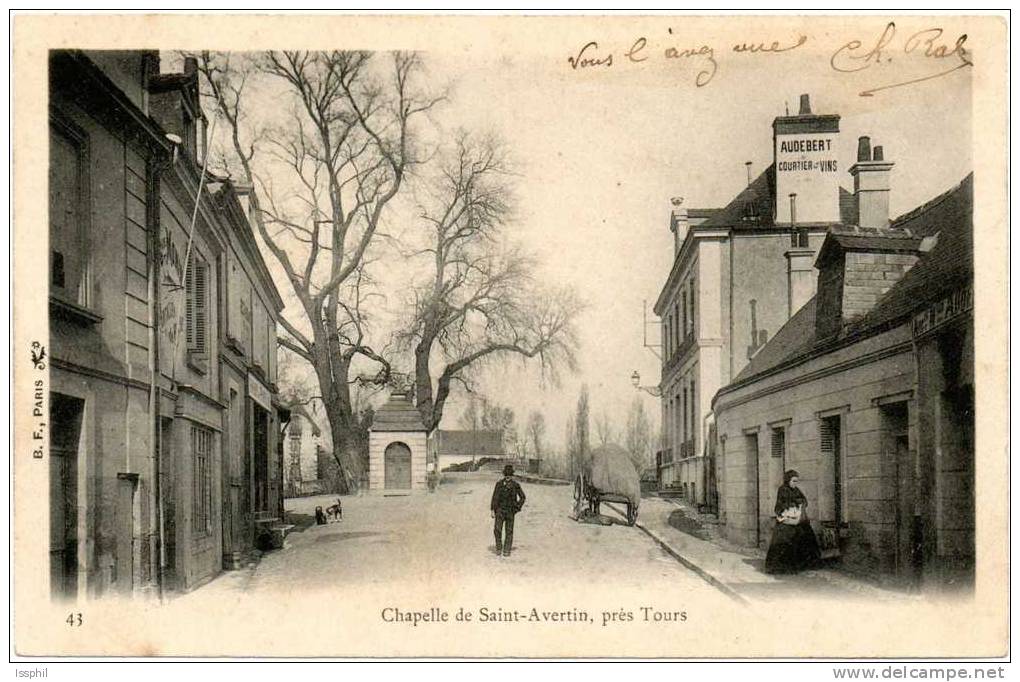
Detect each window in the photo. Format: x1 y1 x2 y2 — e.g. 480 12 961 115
688 284 696 337
192 426 213 535
186 256 209 355
689 379 696 450
49 123 89 306
679 289 686 341
770 425 786 462
673 300 681 349
681 385 688 453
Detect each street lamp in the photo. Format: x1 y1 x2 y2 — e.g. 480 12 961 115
630 370 661 397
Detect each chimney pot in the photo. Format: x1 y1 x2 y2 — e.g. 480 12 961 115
789 193 797 225
872 145 884 161
857 136 872 162
745 161 753 186
799 94 811 115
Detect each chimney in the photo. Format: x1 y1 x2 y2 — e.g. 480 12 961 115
785 189 815 317
669 197 688 255
773 94 841 224
849 136 894 229
814 230 922 340
799 93 811 115
745 161 753 187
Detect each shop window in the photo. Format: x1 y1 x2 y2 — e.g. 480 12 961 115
49 122 90 309
192 426 213 535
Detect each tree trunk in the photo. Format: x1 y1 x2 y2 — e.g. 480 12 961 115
414 338 437 431
312 338 363 492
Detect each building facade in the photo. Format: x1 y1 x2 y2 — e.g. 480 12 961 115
282 400 334 497
430 430 504 472
713 174 973 589
48 50 284 599
654 94 843 509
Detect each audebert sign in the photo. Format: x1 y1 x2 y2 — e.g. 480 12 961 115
776 135 839 174
773 128 841 224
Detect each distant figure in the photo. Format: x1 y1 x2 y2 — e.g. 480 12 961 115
314 506 327 525
490 464 526 557
765 469 821 574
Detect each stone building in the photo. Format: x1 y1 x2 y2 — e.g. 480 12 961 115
48 50 284 599
654 94 845 509
367 392 431 492
430 430 504 472
712 174 973 589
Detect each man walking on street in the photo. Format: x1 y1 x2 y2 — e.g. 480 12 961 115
491 464 526 557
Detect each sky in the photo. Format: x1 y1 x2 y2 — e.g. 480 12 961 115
196 18 974 452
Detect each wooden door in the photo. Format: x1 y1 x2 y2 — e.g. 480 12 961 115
115 475 136 595
384 442 412 489
50 394 83 600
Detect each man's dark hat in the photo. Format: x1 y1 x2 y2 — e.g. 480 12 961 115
503 464 514 476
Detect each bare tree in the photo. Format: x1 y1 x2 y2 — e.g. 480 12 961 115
196 51 442 491
526 411 546 459
398 133 582 432
624 396 654 471
574 385 590 474
564 414 579 479
594 410 615 446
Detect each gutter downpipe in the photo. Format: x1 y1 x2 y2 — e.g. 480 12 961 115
150 155 168 602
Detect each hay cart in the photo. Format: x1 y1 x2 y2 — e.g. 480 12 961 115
573 443 640 526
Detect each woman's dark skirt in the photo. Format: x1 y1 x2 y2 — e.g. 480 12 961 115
764 521 821 574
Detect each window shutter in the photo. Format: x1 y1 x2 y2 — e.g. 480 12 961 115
195 261 207 351
186 258 208 353
771 427 785 460
820 419 835 458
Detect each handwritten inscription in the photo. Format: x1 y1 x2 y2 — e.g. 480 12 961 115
565 24 973 97
566 29 806 88
830 22 972 96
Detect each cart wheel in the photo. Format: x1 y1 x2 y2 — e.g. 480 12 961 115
626 503 638 526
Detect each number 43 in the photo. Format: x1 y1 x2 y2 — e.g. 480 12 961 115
66 612 83 627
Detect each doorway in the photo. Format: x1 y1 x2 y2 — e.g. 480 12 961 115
744 432 761 547
50 393 83 600
253 404 269 512
882 401 916 585
384 442 412 489
115 473 138 596
819 416 843 526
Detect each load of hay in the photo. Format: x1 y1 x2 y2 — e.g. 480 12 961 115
586 443 641 508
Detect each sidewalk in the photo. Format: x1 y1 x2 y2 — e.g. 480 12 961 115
611 495 920 605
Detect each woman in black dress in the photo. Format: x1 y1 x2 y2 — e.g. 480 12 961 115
764 469 821 574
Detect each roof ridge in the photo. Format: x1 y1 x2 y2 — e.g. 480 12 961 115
891 173 973 226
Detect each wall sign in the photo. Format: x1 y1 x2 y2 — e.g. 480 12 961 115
912 285 972 338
